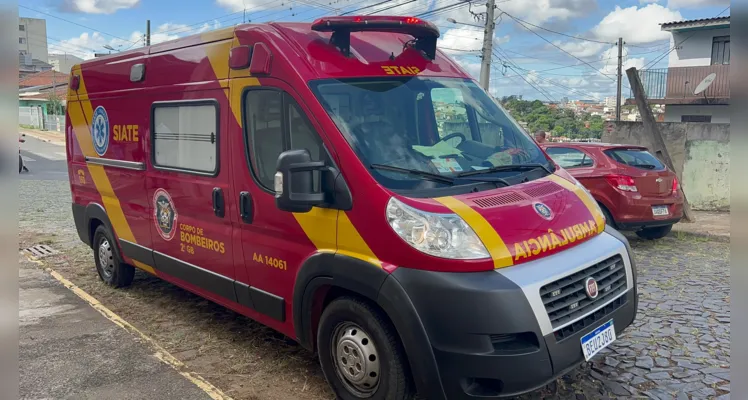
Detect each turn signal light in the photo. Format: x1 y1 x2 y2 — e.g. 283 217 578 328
605 174 637 192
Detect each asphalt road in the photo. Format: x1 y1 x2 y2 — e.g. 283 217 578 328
19 134 68 181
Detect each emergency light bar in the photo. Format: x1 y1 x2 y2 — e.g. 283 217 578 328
311 15 440 60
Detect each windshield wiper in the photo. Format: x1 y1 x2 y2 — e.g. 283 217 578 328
456 176 511 187
370 164 454 184
456 163 553 178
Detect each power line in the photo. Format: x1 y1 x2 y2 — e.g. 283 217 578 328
366 0 419 15
19 5 138 44
500 8 618 84
415 1 470 18
498 12 613 45
341 0 394 15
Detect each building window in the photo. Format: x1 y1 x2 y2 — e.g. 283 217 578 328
152 101 219 174
19 24 25 31
19 37 26 44
711 36 730 65
681 115 711 123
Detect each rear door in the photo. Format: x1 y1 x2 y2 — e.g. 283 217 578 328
604 147 673 197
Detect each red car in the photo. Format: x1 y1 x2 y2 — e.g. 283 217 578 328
541 142 683 239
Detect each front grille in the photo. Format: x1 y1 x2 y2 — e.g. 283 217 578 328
540 255 627 332
471 192 526 208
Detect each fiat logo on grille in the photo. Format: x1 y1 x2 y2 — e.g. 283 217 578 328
585 277 599 299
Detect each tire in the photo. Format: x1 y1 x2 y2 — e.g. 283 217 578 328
636 224 673 240
19 153 22 173
599 204 615 228
317 296 414 400
92 225 134 287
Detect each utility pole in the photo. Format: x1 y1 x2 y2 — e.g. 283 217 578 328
627 67 694 222
479 0 497 91
146 20 151 46
615 37 623 121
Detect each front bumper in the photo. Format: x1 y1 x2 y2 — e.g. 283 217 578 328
391 229 637 399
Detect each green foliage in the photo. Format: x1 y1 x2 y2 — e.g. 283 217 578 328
499 97 605 140
47 92 65 116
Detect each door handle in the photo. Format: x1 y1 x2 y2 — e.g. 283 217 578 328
212 187 225 218
239 191 253 223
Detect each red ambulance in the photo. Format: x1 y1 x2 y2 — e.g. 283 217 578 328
66 16 638 399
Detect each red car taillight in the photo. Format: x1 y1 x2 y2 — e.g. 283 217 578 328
672 176 679 195
605 174 638 192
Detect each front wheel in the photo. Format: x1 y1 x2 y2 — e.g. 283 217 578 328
636 224 673 240
317 297 414 400
19 153 22 173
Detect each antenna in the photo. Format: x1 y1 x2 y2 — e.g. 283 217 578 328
693 72 716 105
693 72 716 95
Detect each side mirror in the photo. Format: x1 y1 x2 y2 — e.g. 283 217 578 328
274 149 326 213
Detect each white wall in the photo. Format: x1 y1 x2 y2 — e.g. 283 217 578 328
668 27 729 68
19 17 48 62
48 54 84 74
664 105 730 123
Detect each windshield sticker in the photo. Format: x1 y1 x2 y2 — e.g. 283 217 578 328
412 141 462 158
431 158 463 173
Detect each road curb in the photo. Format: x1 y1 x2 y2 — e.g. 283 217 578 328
671 229 730 243
20 129 65 146
23 252 234 400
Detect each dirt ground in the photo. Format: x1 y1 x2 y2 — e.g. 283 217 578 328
20 231 615 400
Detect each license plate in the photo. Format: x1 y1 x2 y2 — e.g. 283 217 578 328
652 205 669 216
581 319 616 361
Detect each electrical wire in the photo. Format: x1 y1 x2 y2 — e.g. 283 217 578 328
19 5 138 44
497 12 613 45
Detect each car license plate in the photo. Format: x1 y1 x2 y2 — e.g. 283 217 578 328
581 319 616 361
652 205 669 216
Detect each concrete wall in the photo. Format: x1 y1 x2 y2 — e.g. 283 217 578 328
48 53 84 74
19 18 48 62
669 27 729 67
602 121 730 210
664 105 730 123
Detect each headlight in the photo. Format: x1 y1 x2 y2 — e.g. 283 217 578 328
385 197 490 259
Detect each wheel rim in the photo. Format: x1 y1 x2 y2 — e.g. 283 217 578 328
98 238 115 279
331 322 380 397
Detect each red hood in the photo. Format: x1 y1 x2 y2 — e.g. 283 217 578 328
433 171 605 268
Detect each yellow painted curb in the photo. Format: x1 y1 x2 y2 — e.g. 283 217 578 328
23 253 233 400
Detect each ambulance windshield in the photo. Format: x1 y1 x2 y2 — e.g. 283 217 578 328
310 77 552 190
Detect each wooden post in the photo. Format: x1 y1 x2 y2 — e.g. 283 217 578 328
625 67 694 222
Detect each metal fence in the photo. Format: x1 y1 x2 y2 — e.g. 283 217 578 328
19 106 43 129
632 65 730 100
19 107 64 131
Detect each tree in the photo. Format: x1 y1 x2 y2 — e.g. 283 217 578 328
47 92 64 115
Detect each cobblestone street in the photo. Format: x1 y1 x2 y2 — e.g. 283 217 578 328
20 180 730 399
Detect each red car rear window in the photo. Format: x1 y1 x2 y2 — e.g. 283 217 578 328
604 148 665 171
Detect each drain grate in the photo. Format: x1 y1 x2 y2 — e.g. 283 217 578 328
24 244 58 258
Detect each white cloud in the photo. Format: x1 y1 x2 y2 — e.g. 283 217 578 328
552 41 606 58
438 27 509 54
667 0 729 8
50 20 222 60
435 0 597 26
61 0 140 14
590 4 682 44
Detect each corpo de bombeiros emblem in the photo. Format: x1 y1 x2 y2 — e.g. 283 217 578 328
153 188 177 241
533 202 553 220
91 105 110 156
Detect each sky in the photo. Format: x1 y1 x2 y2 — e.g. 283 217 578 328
19 0 730 101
